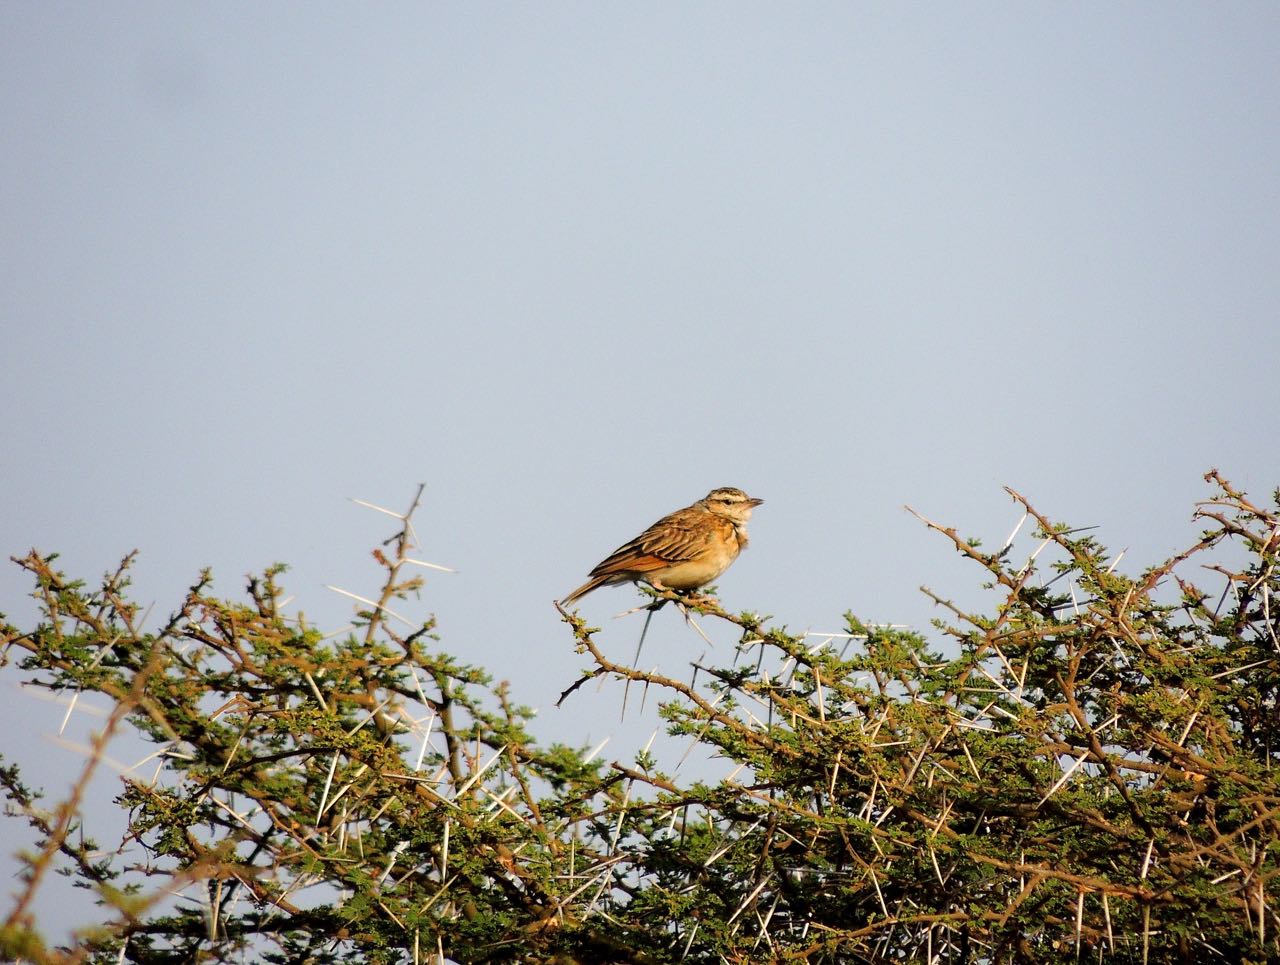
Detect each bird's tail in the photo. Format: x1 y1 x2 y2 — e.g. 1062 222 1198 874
560 574 609 607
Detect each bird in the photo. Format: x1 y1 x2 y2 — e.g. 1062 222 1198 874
561 487 764 606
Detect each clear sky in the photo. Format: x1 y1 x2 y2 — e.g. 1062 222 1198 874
2 2 1279 931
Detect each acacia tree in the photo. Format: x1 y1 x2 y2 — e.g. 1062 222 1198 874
1 472 1277 963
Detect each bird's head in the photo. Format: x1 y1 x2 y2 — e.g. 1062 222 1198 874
702 487 764 522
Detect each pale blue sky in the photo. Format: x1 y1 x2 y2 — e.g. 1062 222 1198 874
2 2 1279 929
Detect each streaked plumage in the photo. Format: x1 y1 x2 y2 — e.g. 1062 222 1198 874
561 487 764 606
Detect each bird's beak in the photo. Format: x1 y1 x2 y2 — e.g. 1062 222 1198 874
749 497 764 507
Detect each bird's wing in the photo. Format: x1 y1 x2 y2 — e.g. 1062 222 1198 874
588 509 710 578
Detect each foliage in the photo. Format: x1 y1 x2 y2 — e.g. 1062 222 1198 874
1 472 1278 963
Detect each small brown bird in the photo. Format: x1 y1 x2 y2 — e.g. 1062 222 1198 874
561 487 764 606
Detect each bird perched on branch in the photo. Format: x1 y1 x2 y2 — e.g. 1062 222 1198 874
561 487 764 606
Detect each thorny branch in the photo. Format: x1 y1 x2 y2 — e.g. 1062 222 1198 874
1 471 1278 963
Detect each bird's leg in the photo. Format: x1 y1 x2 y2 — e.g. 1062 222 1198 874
676 583 720 608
